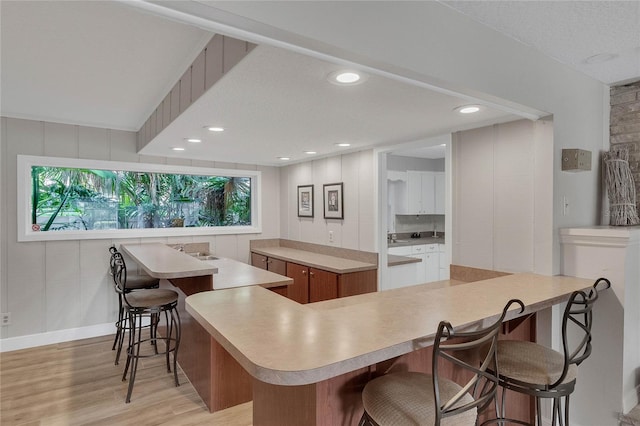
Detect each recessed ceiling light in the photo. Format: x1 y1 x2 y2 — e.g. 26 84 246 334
336 143 351 147
278 157 290 161
327 70 367 85
186 138 201 143
455 105 481 114
207 126 225 132
172 147 185 151
304 151 317 155
440 144 446 147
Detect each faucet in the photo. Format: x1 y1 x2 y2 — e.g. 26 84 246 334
432 226 438 238
177 244 184 252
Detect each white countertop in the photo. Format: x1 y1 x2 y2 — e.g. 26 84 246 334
186 273 596 386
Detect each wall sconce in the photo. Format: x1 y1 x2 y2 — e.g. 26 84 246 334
562 149 592 172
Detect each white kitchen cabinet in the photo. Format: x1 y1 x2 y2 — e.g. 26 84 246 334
425 252 439 282
387 246 420 289
406 171 444 215
388 171 408 216
438 244 449 280
435 173 445 214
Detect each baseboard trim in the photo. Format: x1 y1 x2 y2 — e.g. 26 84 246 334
0 323 115 352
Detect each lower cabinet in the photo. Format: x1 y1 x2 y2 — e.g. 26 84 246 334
252 253 289 297
309 268 338 303
286 262 310 304
252 252 376 303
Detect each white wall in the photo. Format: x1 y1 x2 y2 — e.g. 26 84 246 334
166 1 608 274
0 117 280 345
279 150 375 252
453 119 554 274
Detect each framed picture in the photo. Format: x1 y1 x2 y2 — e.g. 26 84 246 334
297 185 314 217
323 182 344 219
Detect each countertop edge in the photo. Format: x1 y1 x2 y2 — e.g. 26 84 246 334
185 274 595 386
251 247 377 274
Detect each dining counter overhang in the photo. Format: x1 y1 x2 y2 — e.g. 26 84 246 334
185 273 595 387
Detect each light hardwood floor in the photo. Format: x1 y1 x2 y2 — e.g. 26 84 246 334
0 335 253 425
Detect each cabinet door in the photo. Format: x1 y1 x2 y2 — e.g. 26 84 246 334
267 258 287 276
309 268 338 303
338 270 377 297
411 254 427 283
421 172 436 214
406 171 422 214
435 172 445 214
251 253 268 270
425 252 440 283
286 262 309 304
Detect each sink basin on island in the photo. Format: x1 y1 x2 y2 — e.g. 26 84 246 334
187 252 219 261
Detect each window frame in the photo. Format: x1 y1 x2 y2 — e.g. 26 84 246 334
17 155 262 241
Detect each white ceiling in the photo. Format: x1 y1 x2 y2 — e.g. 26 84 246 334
2 1 639 166
442 1 640 86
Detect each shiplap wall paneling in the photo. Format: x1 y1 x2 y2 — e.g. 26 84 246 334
170 81 181 123
223 37 249 73
162 93 171 129
1 117 281 342
179 67 192 114
191 50 206 102
5 119 46 337
358 150 375 251
205 35 224 90
493 121 534 273
453 125 494 269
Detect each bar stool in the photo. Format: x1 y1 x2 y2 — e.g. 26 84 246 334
359 298 525 426
112 251 181 403
108 246 160 365
495 277 610 426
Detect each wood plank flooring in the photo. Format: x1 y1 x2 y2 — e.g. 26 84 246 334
0 335 253 425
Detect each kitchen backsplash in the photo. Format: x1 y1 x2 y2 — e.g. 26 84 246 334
394 214 444 233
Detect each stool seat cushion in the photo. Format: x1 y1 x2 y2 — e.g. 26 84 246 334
125 289 178 309
497 340 578 387
125 275 160 290
362 371 476 425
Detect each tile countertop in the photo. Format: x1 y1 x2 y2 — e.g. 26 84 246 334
185 273 596 386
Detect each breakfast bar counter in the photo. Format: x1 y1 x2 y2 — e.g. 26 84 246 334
120 242 293 414
186 272 595 425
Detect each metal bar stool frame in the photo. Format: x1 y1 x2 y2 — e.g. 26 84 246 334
108 246 159 365
494 278 611 426
359 299 525 426
112 251 182 403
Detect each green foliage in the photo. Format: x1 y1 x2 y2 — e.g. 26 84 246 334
31 166 252 231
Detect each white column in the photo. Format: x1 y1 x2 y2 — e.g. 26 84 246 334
561 226 640 425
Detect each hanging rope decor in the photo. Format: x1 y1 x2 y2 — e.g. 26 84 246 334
604 147 639 226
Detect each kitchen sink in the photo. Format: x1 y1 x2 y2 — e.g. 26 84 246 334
187 252 219 261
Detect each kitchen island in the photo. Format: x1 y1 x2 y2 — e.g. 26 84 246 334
186 272 596 425
120 243 293 413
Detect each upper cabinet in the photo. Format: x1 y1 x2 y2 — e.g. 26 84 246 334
405 171 444 215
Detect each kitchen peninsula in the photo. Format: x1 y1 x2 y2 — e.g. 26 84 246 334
120 243 293 412
186 271 596 425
